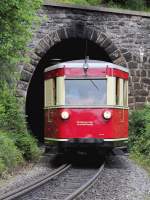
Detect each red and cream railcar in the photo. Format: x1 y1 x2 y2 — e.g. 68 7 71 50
44 60 129 151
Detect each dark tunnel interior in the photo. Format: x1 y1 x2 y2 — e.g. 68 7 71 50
25 38 112 142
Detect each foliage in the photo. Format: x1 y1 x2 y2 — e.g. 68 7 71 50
0 131 24 175
0 0 42 82
0 81 26 133
0 80 41 175
125 0 146 11
12 133 41 161
0 0 42 176
55 0 149 11
129 105 150 161
56 0 101 5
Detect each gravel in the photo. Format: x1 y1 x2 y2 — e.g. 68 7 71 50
0 153 56 196
0 152 149 200
81 154 150 200
18 167 97 200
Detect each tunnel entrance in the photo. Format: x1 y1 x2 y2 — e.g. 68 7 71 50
26 38 112 142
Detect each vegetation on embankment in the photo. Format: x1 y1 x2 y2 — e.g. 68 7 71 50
54 0 150 12
129 105 150 174
0 81 41 176
0 0 43 177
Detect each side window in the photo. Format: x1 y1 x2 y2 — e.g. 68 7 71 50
116 78 128 106
107 77 116 105
56 77 65 105
116 78 123 106
44 78 56 107
123 80 128 106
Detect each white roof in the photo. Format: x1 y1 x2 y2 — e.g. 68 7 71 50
44 60 129 73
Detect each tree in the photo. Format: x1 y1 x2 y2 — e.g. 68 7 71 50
0 0 42 82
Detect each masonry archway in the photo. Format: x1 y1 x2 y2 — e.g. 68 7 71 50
17 26 128 141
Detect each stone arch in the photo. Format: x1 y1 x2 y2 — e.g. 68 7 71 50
17 24 128 97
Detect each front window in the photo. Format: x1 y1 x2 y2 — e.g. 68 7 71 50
65 79 107 106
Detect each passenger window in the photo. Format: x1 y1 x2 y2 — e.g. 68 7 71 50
116 78 123 106
44 78 56 107
116 78 128 106
123 80 128 106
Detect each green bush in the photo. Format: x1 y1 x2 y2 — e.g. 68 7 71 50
0 81 26 133
0 80 41 174
13 133 41 161
87 0 101 5
0 160 5 175
125 0 146 11
129 105 150 157
0 131 24 175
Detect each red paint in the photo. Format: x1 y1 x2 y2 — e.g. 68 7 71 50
106 68 128 79
44 108 128 139
44 67 128 80
44 68 64 80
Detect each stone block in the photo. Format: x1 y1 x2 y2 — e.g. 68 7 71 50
113 56 126 66
128 62 138 69
132 77 139 82
141 70 146 77
136 70 140 76
29 52 41 61
134 83 141 90
109 50 122 60
34 44 47 57
91 29 99 42
129 70 135 76
135 96 146 103
16 89 27 98
105 43 118 55
57 28 68 40
20 70 32 82
17 80 29 91
144 64 150 69
142 78 150 85
138 90 149 96
23 64 35 73
135 102 145 109
50 31 61 44
96 33 107 45
128 97 134 104
123 52 132 62
101 38 112 49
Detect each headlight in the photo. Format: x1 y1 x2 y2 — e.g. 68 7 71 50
103 111 112 120
61 111 70 120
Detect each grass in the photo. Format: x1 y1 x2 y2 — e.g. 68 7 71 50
130 152 150 175
52 0 150 12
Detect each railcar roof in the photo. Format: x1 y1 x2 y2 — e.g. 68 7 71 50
44 60 129 73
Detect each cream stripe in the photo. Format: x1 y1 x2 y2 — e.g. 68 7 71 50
104 138 128 141
44 137 128 142
44 137 69 142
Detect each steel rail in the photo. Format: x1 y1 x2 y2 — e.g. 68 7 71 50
0 164 71 200
65 163 105 200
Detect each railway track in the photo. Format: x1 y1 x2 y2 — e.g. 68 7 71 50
0 164 71 200
0 161 105 200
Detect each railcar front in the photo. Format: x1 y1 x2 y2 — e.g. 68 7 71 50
44 60 129 152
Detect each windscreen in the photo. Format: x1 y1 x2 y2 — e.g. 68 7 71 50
65 79 107 106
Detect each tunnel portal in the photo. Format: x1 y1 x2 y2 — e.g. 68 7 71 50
25 38 112 141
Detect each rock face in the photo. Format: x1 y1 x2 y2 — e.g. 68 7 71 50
17 2 150 110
